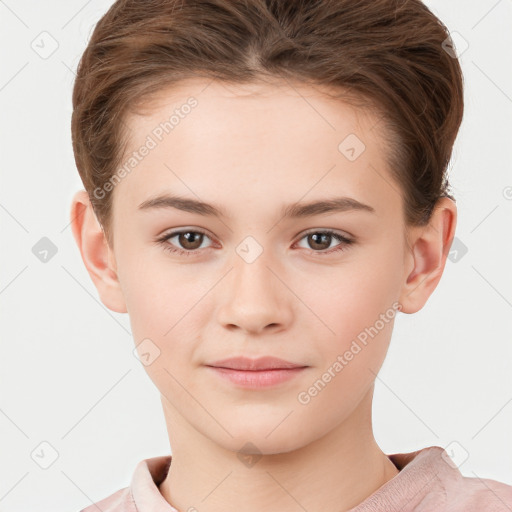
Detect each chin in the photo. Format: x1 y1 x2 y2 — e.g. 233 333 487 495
206 422 311 457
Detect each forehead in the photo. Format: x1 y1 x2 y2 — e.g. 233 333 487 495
126 77 379 143
114 78 401 221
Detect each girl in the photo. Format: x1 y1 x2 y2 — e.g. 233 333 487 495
69 0 512 510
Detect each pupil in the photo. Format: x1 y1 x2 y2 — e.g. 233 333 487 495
181 232 202 249
311 233 330 250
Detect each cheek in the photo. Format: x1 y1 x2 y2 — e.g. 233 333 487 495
123 268 204 401
295 258 399 347
116 252 212 380
116 244 199 335
294 284 397 431
292 248 400 395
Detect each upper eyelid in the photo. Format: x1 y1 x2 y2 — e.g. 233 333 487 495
159 227 215 243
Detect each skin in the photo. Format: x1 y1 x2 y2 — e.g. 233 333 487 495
70 78 456 512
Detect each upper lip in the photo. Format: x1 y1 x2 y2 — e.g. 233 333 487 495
206 356 307 371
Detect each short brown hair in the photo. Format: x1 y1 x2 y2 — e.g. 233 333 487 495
71 0 464 246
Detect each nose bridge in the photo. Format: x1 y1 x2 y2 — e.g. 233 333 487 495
232 234 280 297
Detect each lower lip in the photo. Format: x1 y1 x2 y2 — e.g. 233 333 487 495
206 366 307 388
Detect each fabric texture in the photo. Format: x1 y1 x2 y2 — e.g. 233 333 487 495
79 445 512 511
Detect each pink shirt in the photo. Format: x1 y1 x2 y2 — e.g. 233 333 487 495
80 445 512 511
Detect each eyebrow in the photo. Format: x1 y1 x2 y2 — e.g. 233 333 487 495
137 194 376 218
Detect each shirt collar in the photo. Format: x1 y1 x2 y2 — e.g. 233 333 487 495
130 446 459 512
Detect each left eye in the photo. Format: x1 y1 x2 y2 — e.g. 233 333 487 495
294 230 354 254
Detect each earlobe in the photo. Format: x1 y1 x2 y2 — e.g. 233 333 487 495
398 198 457 314
69 190 128 314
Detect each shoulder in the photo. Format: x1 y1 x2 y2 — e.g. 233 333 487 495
386 446 512 511
413 447 512 511
79 486 136 512
445 473 512 511
77 455 172 512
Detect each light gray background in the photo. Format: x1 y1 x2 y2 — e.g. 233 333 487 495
1 1 511 511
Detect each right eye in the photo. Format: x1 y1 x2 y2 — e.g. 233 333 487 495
156 229 214 256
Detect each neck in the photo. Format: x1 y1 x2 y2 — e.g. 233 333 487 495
158 386 399 512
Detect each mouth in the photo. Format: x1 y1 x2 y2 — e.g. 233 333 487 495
205 355 307 371
204 356 308 388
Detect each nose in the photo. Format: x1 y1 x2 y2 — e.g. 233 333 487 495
216 249 293 335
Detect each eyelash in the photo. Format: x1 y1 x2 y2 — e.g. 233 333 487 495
155 229 354 257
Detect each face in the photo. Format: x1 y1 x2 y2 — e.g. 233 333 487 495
107 78 411 454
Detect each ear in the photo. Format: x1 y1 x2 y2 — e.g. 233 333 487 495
398 197 457 314
69 189 127 314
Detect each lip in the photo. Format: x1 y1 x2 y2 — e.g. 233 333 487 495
208 367 307 388
206 356 306 371
204 356 308 389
